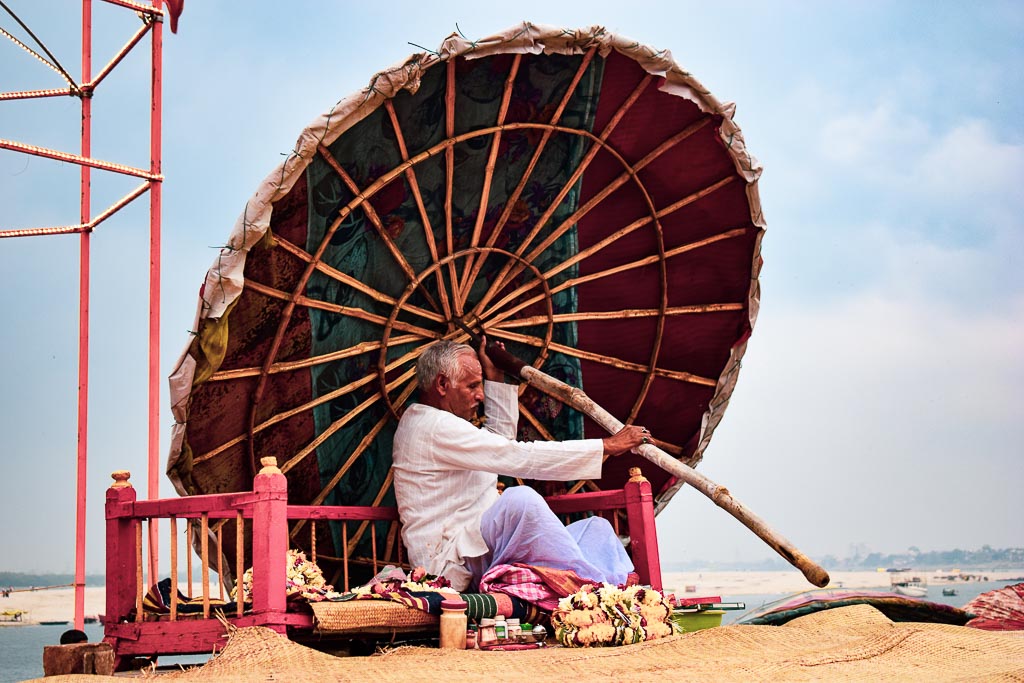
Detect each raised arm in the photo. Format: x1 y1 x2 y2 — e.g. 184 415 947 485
477 335 507 383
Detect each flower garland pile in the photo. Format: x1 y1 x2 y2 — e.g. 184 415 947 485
349 565 454 598
232 549 342 603
551 583 678 647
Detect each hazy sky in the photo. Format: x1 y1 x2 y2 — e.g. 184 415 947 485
1 1 1021 575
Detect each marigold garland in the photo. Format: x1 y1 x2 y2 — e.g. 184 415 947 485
552 583 678 647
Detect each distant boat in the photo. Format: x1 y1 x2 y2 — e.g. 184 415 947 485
892 575 928 598
893 584 927 598
892 579 928 598
942 588 958 597
39 620 70 625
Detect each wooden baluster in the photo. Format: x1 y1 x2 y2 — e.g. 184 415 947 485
201 513 210 619
235 511 244 617
384 521 397 565
310 521 317 564
217 524 225 602
170 515 178 621
186 518 193 599
371 523 378 575
397 521 403 568
342 523 349 592
134 521 144 623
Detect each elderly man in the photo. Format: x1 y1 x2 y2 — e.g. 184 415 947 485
392 338 649 591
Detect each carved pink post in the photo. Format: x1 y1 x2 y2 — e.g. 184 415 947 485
251 457 288 631
104 471 137 653
624 467 663 591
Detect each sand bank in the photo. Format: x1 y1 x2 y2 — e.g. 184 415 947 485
0 587 106 625
661 569 1024 597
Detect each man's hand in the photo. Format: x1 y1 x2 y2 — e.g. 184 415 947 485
477 335 506 382
602 424 651 457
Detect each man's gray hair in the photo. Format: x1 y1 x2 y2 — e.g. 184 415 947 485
417 340 476 389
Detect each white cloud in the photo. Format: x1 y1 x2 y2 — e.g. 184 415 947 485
820 104 929 167
915 119 1024 204
819 109 1024 217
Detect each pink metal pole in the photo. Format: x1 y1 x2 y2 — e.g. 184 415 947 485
74 0 93 632
147 0 164 588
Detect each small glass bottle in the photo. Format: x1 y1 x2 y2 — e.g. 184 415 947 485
439 598 468 650
506 617 521 641
478 617 497 647
494 613 508 640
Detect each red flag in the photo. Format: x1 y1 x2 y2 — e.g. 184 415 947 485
165 0 184 34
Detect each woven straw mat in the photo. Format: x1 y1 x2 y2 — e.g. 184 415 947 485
310 599 438 634
29 605 1024 682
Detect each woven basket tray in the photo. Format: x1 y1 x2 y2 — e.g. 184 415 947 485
311 601 439 635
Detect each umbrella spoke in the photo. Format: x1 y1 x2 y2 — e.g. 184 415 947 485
543 207 743 287
316 144 443 315
208 334 423 382
483 225 751 327
289 379 417 541
273 234 445 324
469 72 653 314
487 327 717 387
444 59 461 317
457 50 595 307
345 468 397 556
520 118 711 273
473 116 712 317
495 303 745 329
245 280 437 339
194 345 418 467
455 54 522 302
383 101 455 322
280 366 416 475
192 370 379 466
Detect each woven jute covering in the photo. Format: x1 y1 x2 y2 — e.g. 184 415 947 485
30 605 1024 682
310 600 439 635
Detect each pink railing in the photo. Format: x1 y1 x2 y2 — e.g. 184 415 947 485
103 457 661 668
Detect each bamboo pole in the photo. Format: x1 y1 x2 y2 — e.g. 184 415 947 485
483 341 830 588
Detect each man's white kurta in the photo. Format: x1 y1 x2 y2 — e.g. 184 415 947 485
392 381 604 590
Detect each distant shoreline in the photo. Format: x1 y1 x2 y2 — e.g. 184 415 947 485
662 568 1024 596
1 570 1022 625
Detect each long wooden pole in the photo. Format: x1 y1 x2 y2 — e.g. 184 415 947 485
482 340 830 588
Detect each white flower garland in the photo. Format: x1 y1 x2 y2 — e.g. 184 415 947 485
231 549 342 603
552 583 678 647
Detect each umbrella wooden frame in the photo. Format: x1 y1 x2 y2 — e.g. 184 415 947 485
169 23 781 585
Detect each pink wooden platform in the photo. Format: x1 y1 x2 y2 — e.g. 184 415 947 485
103 459 662 669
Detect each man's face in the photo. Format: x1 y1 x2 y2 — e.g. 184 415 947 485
439 353 485 422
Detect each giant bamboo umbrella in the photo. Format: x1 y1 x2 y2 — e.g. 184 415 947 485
168 23 765 584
